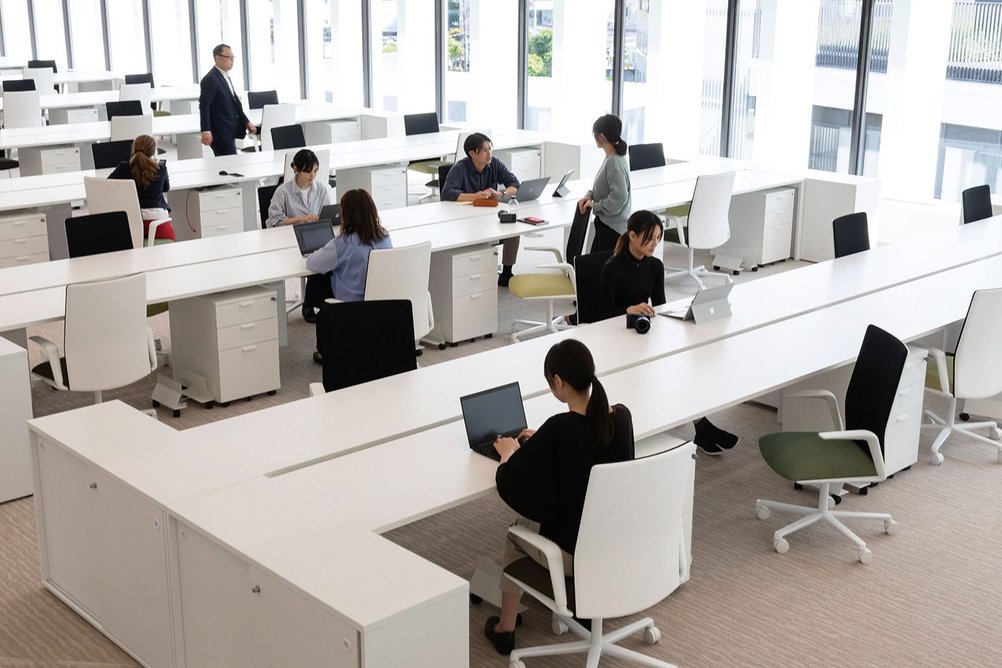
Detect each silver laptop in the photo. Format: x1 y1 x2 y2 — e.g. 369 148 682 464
659 283 733 324
553 169 574 197
460 381 528 461
293 219 335 256
501 176 551 203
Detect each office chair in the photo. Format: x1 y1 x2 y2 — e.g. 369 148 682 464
573 250 614 324
832 212 870 258
84 176 169 249
403 112 449 202
27 59 57 72
29 273 158 405
257 184 280 229
124 73 154 87
65 212 133 257
2 90 43 128
2 79 35 92
755 324 906 563
110 114 153 141
664 170 736 288
22 66 54 93
258 104 297 151
317 299 417 392
106 100 144 120
282 148 331 186
628 142 666 171
961 184 994 224
437 163 453 194
248 90 279 109
119 83 153 114
92 139 134 170
922 287 1002 465
270 124 306 151
507 208 591 341
503 444 694 668
364 242 435 351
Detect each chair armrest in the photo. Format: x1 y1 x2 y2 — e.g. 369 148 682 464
523 246 564 263
425 290 435 330
28 335 66 389
926 348 951 394
665 215 687 246
145 217 171 247
323 297 343 305
507 524 574 617
146 326 158 372
308 382 325 397
782 389 843 430
819 429 886 480
535 262 573 274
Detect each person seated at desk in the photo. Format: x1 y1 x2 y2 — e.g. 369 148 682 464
305 188 393 364
599 209 739 456
441 132 521 287
108 134 175 242
267 148 335 323
484 338 635 656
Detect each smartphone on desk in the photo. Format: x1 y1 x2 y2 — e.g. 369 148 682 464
518 217 546 225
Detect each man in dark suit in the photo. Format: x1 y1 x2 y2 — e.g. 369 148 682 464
200 44 257 156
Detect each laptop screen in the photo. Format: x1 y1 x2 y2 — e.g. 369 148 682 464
460 381 527 448
294 219 335 255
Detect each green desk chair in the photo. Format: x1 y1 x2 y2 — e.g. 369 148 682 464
755 324 906 563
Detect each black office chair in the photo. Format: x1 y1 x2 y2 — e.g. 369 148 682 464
257 184 280 229
961 184 994 224
832 212 870 258
437 163 453 193
106 100 144 120
248 90 279 109
91 140 134 170
271 124 306 151
28 59 57 72
403 112 448 200
65 212 133 258
2 79 36 92
124 73 154 86
574 250 614 324
628 142 666 171
317 299 417 392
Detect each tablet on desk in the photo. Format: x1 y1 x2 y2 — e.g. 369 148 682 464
659 283 733 324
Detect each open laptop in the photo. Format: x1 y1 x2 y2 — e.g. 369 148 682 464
460 381 528 461
319 204 341 228
501 176 551 203
293 219 335 257
659 282 733 324
552 169 574 197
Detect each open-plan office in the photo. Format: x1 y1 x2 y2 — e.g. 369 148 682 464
3 1 1002 667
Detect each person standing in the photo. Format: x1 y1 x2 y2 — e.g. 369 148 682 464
578 114 631 253
199 44 257 156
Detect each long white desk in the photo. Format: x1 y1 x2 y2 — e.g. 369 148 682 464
0 85 202 113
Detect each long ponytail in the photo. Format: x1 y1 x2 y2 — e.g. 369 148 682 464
129 135 160 189
543 339 614 447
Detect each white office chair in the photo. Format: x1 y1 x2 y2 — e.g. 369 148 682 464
283 148 331 184
84 176 169 249
923 287 1002 465
29 273 157 404
119 83 153 114
22 66 54 94
110 114 153 141
663 171 736 288
2 90 43 128
260 104 297 151
364 241 435 349
503 444 694 668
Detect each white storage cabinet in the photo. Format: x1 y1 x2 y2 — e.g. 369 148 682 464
335 164 407 211
0 210 48 268
191 186 244 238
430 245 498 345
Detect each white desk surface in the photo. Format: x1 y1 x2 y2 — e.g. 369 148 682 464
0 85 202 112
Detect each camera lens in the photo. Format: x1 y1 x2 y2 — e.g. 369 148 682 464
633 315 651 334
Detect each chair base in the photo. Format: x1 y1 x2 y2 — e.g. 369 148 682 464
511 316 572 342
922 395 1002 465
664 248 734 289
755 482 897 564
509 615 674 668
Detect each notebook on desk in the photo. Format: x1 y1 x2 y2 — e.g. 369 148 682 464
294 219 335 256
460 381 528 461
659 283 733 324
501 176 550 203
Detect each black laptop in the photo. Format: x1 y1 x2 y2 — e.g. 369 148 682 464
294 219 335 256
460 381 528 461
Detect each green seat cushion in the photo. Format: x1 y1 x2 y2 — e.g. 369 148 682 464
759 431 877 481
504 556 576 612
664 203 690 217
147 302 169 318
508 274 574 299
925 354 953 392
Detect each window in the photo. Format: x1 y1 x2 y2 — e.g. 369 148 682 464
32 0 67 70
0 0 33 61
370 0 436 113
305 0 364 106
107 0 147 75
150 0 194 85
194 0 245 88
247 0 302 101
67 0 105 71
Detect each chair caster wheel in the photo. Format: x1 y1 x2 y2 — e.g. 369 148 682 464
204 402 214 409
858 549 873 564
267 390 277 396
713 265 720 271
732 270 740 276
826 496 836 510
756 505 770 520
415 348 423 357
552 618 569 635
989 427 1002 441
516 613 523 627
438 343 448 350
884 519 899 535
930 452 944 466
857 486 867 496
960 412 970 421
751 266 759 272
793 482 803 491
220 401 231 408
643 625 662 644
152 399 160 408
510 660 526 668
485 333 493 338
774 538 789 554
172 409 181 418
469 593 482 605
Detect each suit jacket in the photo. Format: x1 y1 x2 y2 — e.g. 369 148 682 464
199 67 249 142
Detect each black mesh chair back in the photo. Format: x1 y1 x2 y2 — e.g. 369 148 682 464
574 250 614 324
257 184 279 229
565 207 591 267
832 212 870 258
628 142 666 171
106 100 144 120
271 124 306 150
843 324 908 455
92 140 134 170
124 73 154 86
961 184 994 224
437 163 453 191
2 79 35 92
65 212 133 258
248 90 279 109
403 112 440 136
28 59 57 72
318 299 417 392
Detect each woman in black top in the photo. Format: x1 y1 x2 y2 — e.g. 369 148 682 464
108 134 174 241
599 210 740 456
484 339 634 656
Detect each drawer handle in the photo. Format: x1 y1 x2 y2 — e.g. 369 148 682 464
16 256 31 262
241 345 258 352
469 274 482 280
11 221 26 227
239 323 256 330
238 301 256 307
467 255 482 261
13 238 27 244
469 293 482 300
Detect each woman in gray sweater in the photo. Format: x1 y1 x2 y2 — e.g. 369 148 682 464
578 114 631 252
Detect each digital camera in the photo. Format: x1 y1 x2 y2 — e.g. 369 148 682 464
626 313 651 334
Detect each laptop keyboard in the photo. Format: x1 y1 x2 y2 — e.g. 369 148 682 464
471 441 502 461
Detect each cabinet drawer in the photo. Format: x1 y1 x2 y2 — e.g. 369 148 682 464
0 251 48 268
200 206 243 226
215 293 278 328
370 167 407 189
450 248 498 277
890 379 925 417
40 148 80 169
200 220 243 238
330 120 361 142
371 183 405 202
451 289 497 340
44 158 82 173
218 339 280 401
452 268 497 297
0 215 46 241
899 353 928 387
760 223 792 264
764 204 793 229
0 235 48 259
199 188 242 212
217 317 278 351
764 188 795 213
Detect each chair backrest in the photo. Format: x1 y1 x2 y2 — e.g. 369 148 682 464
261 104 298 150
573 444 693 619
257 184 279 229
22 66 54 93
565 207 592 267
364 242 433 341
574 251 613 324
119 83 152 114
953 287 1002 400
832 212 870 258
106 100 144 120
844 324 908 455
2 79 35 92
2 90 42 128
64 273 153 393
961 184 994 224
283 148 330 184
317 299 417 392
687 170 735 249
27 59 57 73
403 112 439 136
92 139 134 170
437 163 453 190
65 211 134 257
628 142 666 171
124 73 154 87
84 176 144 250
455 130 478 161
271 124 306 151
248 89 279 109
110 113 153 141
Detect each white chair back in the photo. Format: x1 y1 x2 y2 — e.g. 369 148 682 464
110 113 153 141
283 148 330 185
119 83 152 114
2 90 42 128
64 273 153 392
261 104 297 151
572 443 693 619
954 287 1002 399
364 241 434 342
455 129 489 162
22 66 54 93
686 170 735 250
84 176 144 250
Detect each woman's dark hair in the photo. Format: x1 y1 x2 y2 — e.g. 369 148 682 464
614 209 664 255
291 149 320 174
544 339 614 447
592 114 627 156
129 135 160 189
463 132 492 157
339 189 388 245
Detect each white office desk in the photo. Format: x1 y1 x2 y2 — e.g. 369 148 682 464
0 85 202 113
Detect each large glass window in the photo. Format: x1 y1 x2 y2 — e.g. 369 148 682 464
305 0 364 106
150 1 194 84
247 0 302 101
194 0 245 88
1 0 33 61
67 0 105 71
370 0 436 113
32 0 68 70
107 0 147 75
